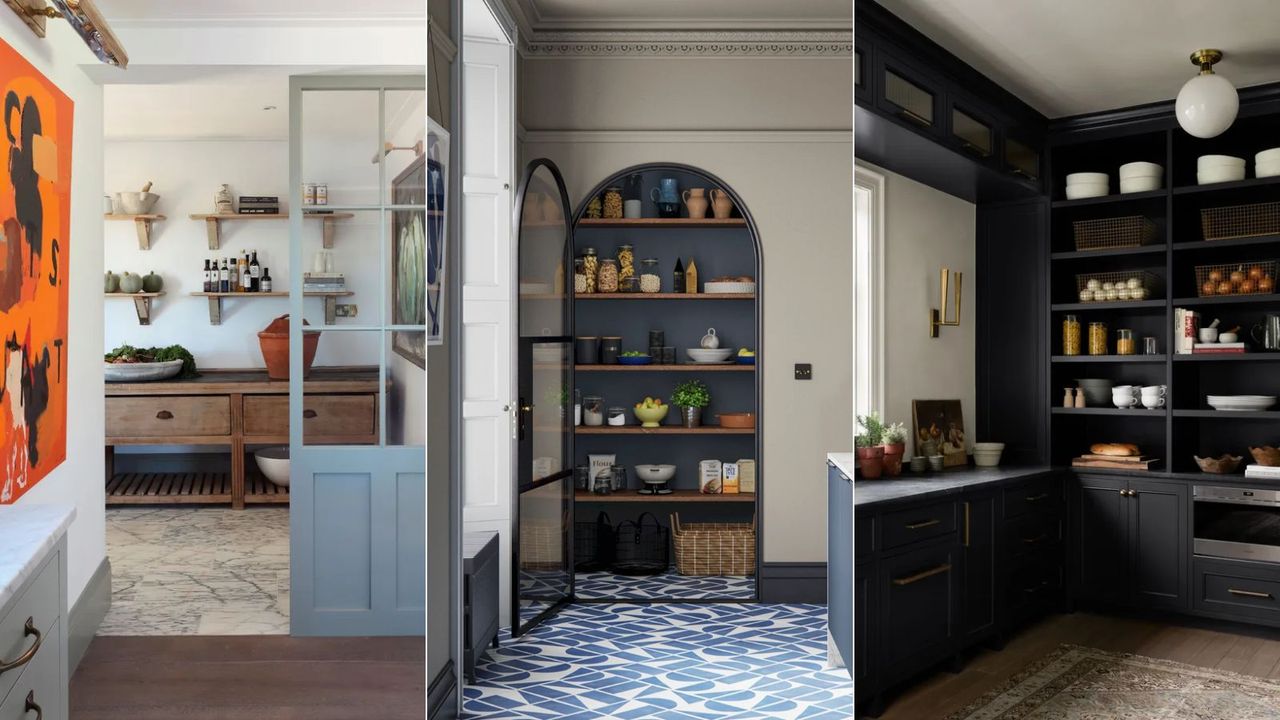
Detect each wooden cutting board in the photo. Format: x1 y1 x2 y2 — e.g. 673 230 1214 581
1072 457 1159 470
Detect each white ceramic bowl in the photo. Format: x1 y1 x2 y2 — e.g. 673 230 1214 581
1220 332 1239 343
103 359 184 383
1207 395 1277 411
634 464 677 483
1199 327 1219 343
1257 161 1280 178
703 281 756 294
1199 166 1246 184
1198 154 1246 169
114 191 159 215
1066 172 1108 185
972 442 1005 467
1065 182 1109 200
1120 176 1161 193
1256 147 1280 164
685 348 734 363
1119 162 1162 179
254 446 290 486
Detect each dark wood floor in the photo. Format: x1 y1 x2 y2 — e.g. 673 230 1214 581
876 611 1280 719
71 636 425 720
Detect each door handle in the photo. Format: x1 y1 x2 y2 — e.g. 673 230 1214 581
0 618 43 675
1228 588 1273 600
962 502 970 548
897 108 931 127
892 563 951 586
24 692 41 720
516 398 530 441
303 409 318 419
155 410 173 420
904 518 940 530
960 140 991 158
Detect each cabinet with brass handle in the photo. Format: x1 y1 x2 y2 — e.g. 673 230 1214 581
0 618 42 675
891 563 951 586
905 518 940 530
0 532 68 720
1227 588 1273 600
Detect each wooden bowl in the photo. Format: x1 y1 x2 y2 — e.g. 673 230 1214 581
1194 454 1243 474
1250 446 1280 467
717 412 756 429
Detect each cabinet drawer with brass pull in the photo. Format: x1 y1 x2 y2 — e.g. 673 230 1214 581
1195 558 1280 624
106 396 230 438
243 395 376 440
880 500 957 550
891 563 951 586
1004 476 1060 519
0 552 58 705
0 619 62 720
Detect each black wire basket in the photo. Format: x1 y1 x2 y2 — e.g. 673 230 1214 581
612 512 670 576
574 511 615 572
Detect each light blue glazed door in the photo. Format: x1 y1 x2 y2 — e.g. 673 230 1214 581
288 76 427 635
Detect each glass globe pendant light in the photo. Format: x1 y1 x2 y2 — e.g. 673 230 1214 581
1176 49 1238 138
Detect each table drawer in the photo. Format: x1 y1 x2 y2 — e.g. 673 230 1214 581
0 620 62 720
106 396 230 437
243 395 376 439
0 553 58 704
1195 559 1280 623
1004 476 1059 519
880 500 957 551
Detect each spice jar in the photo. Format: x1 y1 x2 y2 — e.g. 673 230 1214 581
573 258 587 294
607 407 627 426
583 395 604 426
1116 329 1136 355
619 277 639 293
1062 314 1081 356
581 248 598 293
602 187 623 219
597 258 620 293
1088 321 1108 356
639 258 661 293
618 244 635 281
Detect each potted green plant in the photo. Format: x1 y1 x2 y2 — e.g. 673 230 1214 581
671 379 710 428
882 422 908 476
856 412 886 479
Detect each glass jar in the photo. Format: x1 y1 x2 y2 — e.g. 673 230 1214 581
624 173 644 201
597 258 620 293
639 258 661 293
1144 336 1160 355
619 277 639 293
573 258 587 294
602 187 623 219
593 467 614 495
581 248 598 293
617 244 635 281
1088 322 1109 356
574 389 582 426
1062 314 1081 356
1116 329 1136 355
574 465 590 490
610 465 628 491
583 395 604 426
607 406 627 426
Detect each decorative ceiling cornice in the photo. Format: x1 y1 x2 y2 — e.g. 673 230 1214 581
521 29 852 58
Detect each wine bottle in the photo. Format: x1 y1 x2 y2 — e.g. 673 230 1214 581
230 255 240 292
240 253 251 292
673 258 684 294
249 250 261 292
202 259 211 292
260 267 272 293
219 258 230 293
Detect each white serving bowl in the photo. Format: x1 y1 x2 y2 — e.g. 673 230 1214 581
1257 161 1280 178
972 442 1005 467
254 446 290 486
1119 162 1162 179
1066 172 1108 185
1198 154 1246 169
685 348 734 363
1199 166 1247 184
1065 182 1109 200
1120 176 1161 193
635 464 677 483
1207 395 1277 411
1256 147 1280 164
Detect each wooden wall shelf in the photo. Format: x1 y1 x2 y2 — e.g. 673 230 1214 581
575 364 753 372
190 290 354 325
575 490 756 503
190 212 354 250
105 292 164 325
575 426 754 435
576 293 754 300
578 218 747 227
106 213 166 250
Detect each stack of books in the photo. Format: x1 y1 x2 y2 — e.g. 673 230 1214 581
1245 464 1280 481
1193 342 1246 354
303 272 345 293
239 195 280 214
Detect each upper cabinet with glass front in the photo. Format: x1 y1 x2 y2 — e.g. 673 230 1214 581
875 51 942 135
854 33 871 104
950 100 995 161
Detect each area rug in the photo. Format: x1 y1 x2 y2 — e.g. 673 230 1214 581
949 644 1280 719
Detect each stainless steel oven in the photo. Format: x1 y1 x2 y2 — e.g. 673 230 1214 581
1194 485 1280 563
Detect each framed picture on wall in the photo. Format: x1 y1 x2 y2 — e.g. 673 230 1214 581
425 118 448 348
391 152 427 368
912 399 967 467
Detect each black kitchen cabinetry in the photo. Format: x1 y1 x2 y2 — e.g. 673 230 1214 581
960 492 997 643
1071 475 1189 611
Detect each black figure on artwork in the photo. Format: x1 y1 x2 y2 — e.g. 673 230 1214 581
5 90 43 278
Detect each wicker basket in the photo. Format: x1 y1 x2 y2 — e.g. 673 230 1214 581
670 513 757 577
1074 271 1161 303
1201 201 1280 241
1194 261 1278 297
574 511 615 572
520 517 565 572
1072 216 1157 251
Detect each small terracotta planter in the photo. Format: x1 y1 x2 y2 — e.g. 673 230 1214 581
857 446 885 479
881 442 905 477
258 314 321 380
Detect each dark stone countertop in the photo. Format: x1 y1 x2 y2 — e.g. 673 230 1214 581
855 466 1056 509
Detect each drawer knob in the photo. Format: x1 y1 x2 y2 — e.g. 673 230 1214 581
0 618 43 675
303 409 318 419
904 518 940 530
24 691 42 720
156 410 174 420
1228 588 1273 600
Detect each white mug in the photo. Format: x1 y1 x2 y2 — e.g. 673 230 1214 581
1113 394 1139 408
1141 385 1167 397
1142 396 1165 409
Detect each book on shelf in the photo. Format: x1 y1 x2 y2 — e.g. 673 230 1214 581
1174 308 1199 354
302 272 344 279
238 207 280 215
238 196 279 204
1245 464 1280 480
1193 343 1246 354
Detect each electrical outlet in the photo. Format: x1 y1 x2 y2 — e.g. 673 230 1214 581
335 303 358 318
794 363 812 380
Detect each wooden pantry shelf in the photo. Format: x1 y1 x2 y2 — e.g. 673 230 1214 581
575 490 756 503
576 293 754 300
190 212 354 250
575 426 754 435
575 363 753 372
1050 188 1167 209
1051 355 1166 363
105 291 164 325
1050 245 1167 261
577 218 747 227
106 472 233 505
190 290 354 325
1051 407 1167 417
105 213 166 250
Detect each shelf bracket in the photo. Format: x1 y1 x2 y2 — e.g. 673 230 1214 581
322 216 337 249
132 296 155 325
205 217 221 250
323 296 337 325
134 217 156 250
206 296 223 325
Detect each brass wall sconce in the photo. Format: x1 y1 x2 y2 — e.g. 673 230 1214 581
370 140 425 164
929 267 962 338
4 0 129 67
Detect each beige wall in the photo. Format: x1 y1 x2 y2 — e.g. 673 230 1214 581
861 161 977 453
523 55 852 563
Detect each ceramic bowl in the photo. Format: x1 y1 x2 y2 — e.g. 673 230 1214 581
114 191 159 215
1198 166 1247 184
1194 454 1243 475
1065 182 1109 200
1119 162 1163 179
909 456 927 472
103 359 184 383
972 442 1005 468
716 412 756 429
254 446 290 486
1256 147 1280 164
927 455 945 471
1207 395 1277 411
633 404 669 428
1066 172 1109 185
617 355 653 365
1219 332 1239 343
1076 378 1114 406
1257 161 1280 178
1199 327 1219 343
634 464 676 483
1198 154 1246 168
685 348 734 363
1250 446 1280 467
1120 176 1161 193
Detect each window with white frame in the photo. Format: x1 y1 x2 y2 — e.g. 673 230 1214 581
853 166 884 419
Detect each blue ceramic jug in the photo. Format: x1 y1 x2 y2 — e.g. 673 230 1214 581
649 177 679 203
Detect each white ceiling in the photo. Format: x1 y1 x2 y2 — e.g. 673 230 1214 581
874 0 1280 117
96 0 424 21
506 0 851 31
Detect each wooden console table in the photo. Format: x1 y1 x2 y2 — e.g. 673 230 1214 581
104 367 380 508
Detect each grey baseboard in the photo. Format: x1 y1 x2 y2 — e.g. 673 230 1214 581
428 659 457 720
68 557 111 674
760 562 827 603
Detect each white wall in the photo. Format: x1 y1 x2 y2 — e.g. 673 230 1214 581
862 161 977 451
1 13 107 606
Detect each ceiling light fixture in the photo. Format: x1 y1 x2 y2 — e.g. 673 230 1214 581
1175 49 1237 139
4 0 129 67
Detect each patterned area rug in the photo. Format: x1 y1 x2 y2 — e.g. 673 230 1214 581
464 603 851 719
949 644 1280 719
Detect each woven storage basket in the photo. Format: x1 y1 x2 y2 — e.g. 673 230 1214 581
1201 201 1280 241
670 513 757 577
519 517 565 572
1072 216 1157 251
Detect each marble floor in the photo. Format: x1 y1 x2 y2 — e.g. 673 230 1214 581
99 507 289 636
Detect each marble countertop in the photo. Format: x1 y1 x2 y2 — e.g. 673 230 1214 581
0 504 75 611
855 466 1055 508
828 453 854 480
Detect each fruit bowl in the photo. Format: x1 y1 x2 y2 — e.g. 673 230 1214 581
736 354 755 365
634 464 676 483
1195 454 1243 474
618 354 652 365
1250 446 1280 467
633 403 669 428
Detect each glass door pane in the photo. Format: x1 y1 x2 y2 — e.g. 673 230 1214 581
952 108 992 158
884 68 934 127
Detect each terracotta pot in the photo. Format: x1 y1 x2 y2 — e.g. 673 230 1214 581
857 446 885 479
881 442 906 476
258 314 321 380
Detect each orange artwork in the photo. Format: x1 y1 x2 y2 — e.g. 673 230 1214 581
0 38 72 503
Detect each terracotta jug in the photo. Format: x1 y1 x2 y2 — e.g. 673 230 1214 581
709 189 734 219
682 188 709 219
258 315 321 380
